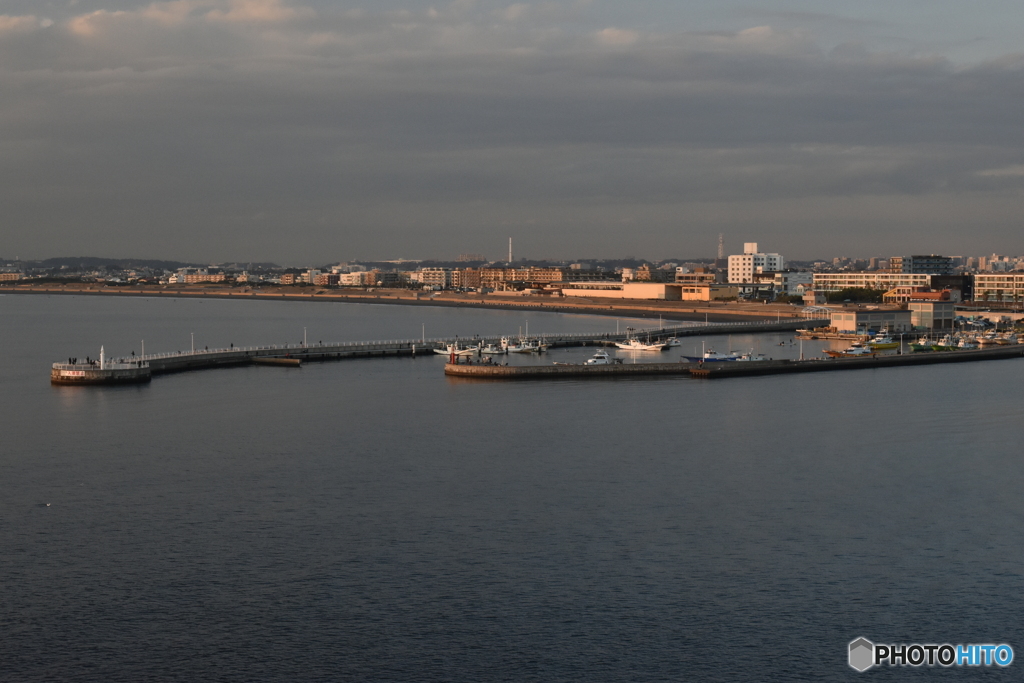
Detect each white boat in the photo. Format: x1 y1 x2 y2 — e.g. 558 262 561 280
584 350 623 365
825 345 875 357
480 341 506 354
977 333 999 346
434 343 476 356
506 338 547 353
866 334 899 349
736 352 768 362
614 337 666 352
664 337 681 347
681 349 741 362
957 337 978 350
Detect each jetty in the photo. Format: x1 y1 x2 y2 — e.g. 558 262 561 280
442 344 1024 380
51 319 822 384
51 347 151 385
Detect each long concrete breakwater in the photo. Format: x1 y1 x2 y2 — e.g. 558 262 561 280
83 319 824 377
8 285 810 322
443 345 1024 380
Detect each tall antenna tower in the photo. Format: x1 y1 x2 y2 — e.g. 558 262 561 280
718 234 724 260
508 238 513 264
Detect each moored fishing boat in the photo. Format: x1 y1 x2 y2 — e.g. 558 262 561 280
583 350 623 366
614 337 666 351
977 332 999 346
824 345 876 358
434 343 476 356
866 334 900 350
910 336 935 353
680 349 741 362
480 338 507 354
506 338 547 353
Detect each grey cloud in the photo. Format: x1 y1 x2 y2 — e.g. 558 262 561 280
737 8 888 29
2 2 1024 261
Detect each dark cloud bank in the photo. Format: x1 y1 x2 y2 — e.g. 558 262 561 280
1 1 1022 262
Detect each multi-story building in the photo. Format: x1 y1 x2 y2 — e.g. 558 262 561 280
675 268 718 285
459 267 565 290
372 271 401 287
973 273 1024 303
0 272 22 281
890 255 955 275
813 272 932 292
314 273 340 286
299 269 322 284
909 300 956 330
418 267 451 289
753 270 812 295
829 307 913 334
168 268 226 284
338 271 377 286
727 243 783 283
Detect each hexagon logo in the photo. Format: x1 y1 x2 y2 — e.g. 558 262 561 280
849 638 875 672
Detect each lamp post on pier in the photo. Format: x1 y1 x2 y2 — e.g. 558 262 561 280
191 332 194 353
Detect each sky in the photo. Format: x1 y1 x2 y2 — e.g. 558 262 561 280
2 0 1023 264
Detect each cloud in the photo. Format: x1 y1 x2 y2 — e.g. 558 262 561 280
595 27 639 47
0 15 42 33
498 4 530 22
205 0 313 24
976 165 1024 177
3 2 1024 260
738 8 886 29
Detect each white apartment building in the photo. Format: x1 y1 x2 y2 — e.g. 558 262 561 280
812 272 932 292
418 267 451 289
754 270 813 295
974 273 1024 302
727 243 783 283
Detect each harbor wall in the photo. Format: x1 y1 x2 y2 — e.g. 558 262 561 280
123 319 826 376
444 345 1024 380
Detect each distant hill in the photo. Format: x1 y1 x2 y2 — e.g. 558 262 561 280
41 257 200 270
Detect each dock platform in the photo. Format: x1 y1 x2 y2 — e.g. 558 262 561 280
444 345 1024 380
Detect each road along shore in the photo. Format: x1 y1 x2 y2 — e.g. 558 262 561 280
4 284 806 323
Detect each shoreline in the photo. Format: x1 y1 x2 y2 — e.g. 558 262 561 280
2 284 804 324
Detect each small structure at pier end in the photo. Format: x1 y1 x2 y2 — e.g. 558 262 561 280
51 346 151 385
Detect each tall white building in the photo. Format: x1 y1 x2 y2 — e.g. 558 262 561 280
727 243 784 283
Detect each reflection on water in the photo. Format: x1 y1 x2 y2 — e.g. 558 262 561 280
3 295 1024 681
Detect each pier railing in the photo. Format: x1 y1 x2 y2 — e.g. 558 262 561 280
52 361 149 371
70 318 828 376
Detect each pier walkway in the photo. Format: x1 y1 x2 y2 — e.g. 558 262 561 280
105 319 825 377
443 345 1024 380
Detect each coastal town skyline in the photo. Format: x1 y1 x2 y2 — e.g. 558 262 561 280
4 1 1024 263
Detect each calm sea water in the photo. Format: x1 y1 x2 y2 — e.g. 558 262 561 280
2 294 1023 681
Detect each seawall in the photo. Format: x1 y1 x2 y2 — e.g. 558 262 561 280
63 319 825 378
444 345 1024 380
